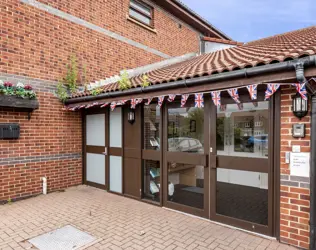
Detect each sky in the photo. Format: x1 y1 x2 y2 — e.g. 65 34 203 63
180 0 316 42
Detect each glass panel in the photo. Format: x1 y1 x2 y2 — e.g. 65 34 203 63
110 156 122 193
217 102 269 158
143 160 160 202
129 9 151 25
144 104 160 150
168 106 204 154
86 153 105 185
168 162 204 209
216 168 268 225
130 0 151 16
110 107 122 148
86 114 105 146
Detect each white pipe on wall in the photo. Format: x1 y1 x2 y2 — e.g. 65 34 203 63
41 177 47 195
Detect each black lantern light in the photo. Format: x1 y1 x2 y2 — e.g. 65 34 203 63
292 93 308 119
127 109 135 124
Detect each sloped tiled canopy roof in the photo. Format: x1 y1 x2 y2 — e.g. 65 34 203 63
71 26 316 99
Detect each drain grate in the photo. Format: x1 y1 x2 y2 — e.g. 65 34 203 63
28 225 96 250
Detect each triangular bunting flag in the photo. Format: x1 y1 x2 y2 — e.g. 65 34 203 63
100 102 109 108
158 96 165 108
136 98 143 104
292 83 308 100
110 102 117 111
85 102 99 109
265 84 280 100
227 88 240 103
168 94 176 102
130 99 138 109
211 91 221 107
79 104 86 109
145 98 153 106
246 84 258 100
194 93 204 108
181 94 189 107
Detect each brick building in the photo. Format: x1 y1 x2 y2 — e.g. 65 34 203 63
1 0 316 249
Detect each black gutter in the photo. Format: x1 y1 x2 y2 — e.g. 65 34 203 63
65 55 316 105
310 95 316 250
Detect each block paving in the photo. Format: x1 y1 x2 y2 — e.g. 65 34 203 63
0 186 296 250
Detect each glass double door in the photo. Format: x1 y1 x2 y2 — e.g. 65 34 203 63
84 108 123 193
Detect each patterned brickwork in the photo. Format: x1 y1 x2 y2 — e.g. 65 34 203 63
279 86 311 249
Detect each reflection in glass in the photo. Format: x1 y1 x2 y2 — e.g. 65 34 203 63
216 168 268 225
168 162 204 209
143 160 160 202
168 107 204 154
217 102 269 158
144 104 160 150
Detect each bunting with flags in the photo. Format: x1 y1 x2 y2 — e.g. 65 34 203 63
265 84 280 100
78 104 86 109
110 102 117 111
292 83 308 100
100 102 109 108
194 93 204 108
136 98 143 105
227 88 240 103
168 94 176 102
145 98 153 106
246 84 258 100
211 91 221 107
85 102 99 109
130 99 138 109
158 96 165 108
181 94 189 107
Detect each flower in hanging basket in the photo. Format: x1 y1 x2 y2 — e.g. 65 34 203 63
24 85 33 91
4 82 13 88
16 82 25 89
0 80 4 87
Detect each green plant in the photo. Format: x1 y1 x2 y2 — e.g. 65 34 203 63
56 81 68 103
90 87 103 96
7 198 12 205
64 55 78 94
118 70 131 90
141 74 150 88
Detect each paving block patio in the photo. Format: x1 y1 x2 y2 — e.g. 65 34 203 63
0 186 296 250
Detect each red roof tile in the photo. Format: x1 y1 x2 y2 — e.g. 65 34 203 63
71 26 316 98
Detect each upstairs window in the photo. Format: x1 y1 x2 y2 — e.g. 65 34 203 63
129 0 153 27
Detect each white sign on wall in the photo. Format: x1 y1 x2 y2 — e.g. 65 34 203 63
290 153 310 177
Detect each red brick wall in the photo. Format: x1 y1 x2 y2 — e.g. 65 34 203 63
0 0 200 202
0 0 200 82
280 86 311 249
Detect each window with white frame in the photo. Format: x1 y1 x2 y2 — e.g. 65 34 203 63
129 0 153 27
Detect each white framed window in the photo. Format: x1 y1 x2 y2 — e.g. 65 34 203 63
129 0 153 27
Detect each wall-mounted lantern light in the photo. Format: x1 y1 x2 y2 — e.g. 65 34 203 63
127 109 135 124
292 93 308 119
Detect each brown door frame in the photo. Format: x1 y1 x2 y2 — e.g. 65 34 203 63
83 108 108 190
209 89 279 237
162 98 210 218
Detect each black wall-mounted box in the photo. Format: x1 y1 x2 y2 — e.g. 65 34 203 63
0 124 20 139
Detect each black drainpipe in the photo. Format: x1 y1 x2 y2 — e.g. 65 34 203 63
310 94 316 249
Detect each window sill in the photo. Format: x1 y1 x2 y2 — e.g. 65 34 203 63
127 15 157 34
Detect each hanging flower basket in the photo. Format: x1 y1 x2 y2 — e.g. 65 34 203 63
0 81 39 110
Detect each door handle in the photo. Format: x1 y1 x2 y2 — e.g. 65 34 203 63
102 147 108 155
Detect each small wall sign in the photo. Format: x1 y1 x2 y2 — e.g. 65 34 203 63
290 152 310 177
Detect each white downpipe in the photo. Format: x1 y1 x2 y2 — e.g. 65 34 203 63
41 177 47 195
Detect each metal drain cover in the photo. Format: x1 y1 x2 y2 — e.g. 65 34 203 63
28 225 96 250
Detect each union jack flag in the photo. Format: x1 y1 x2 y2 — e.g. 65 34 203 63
158 96 165 108
211 91 221 107
292 83 308 100
265 84 280 100
85 102 99 109
117 100 127 106
110 102 117 111
227 88 240 103
69 105 79 111
181 94 189 107
78 104 86 109
100 102 109 108
145 98 153 106
168 94 176 102
246 84 258 100
136 98 143 104
130 99 138 109
194 93 204 108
